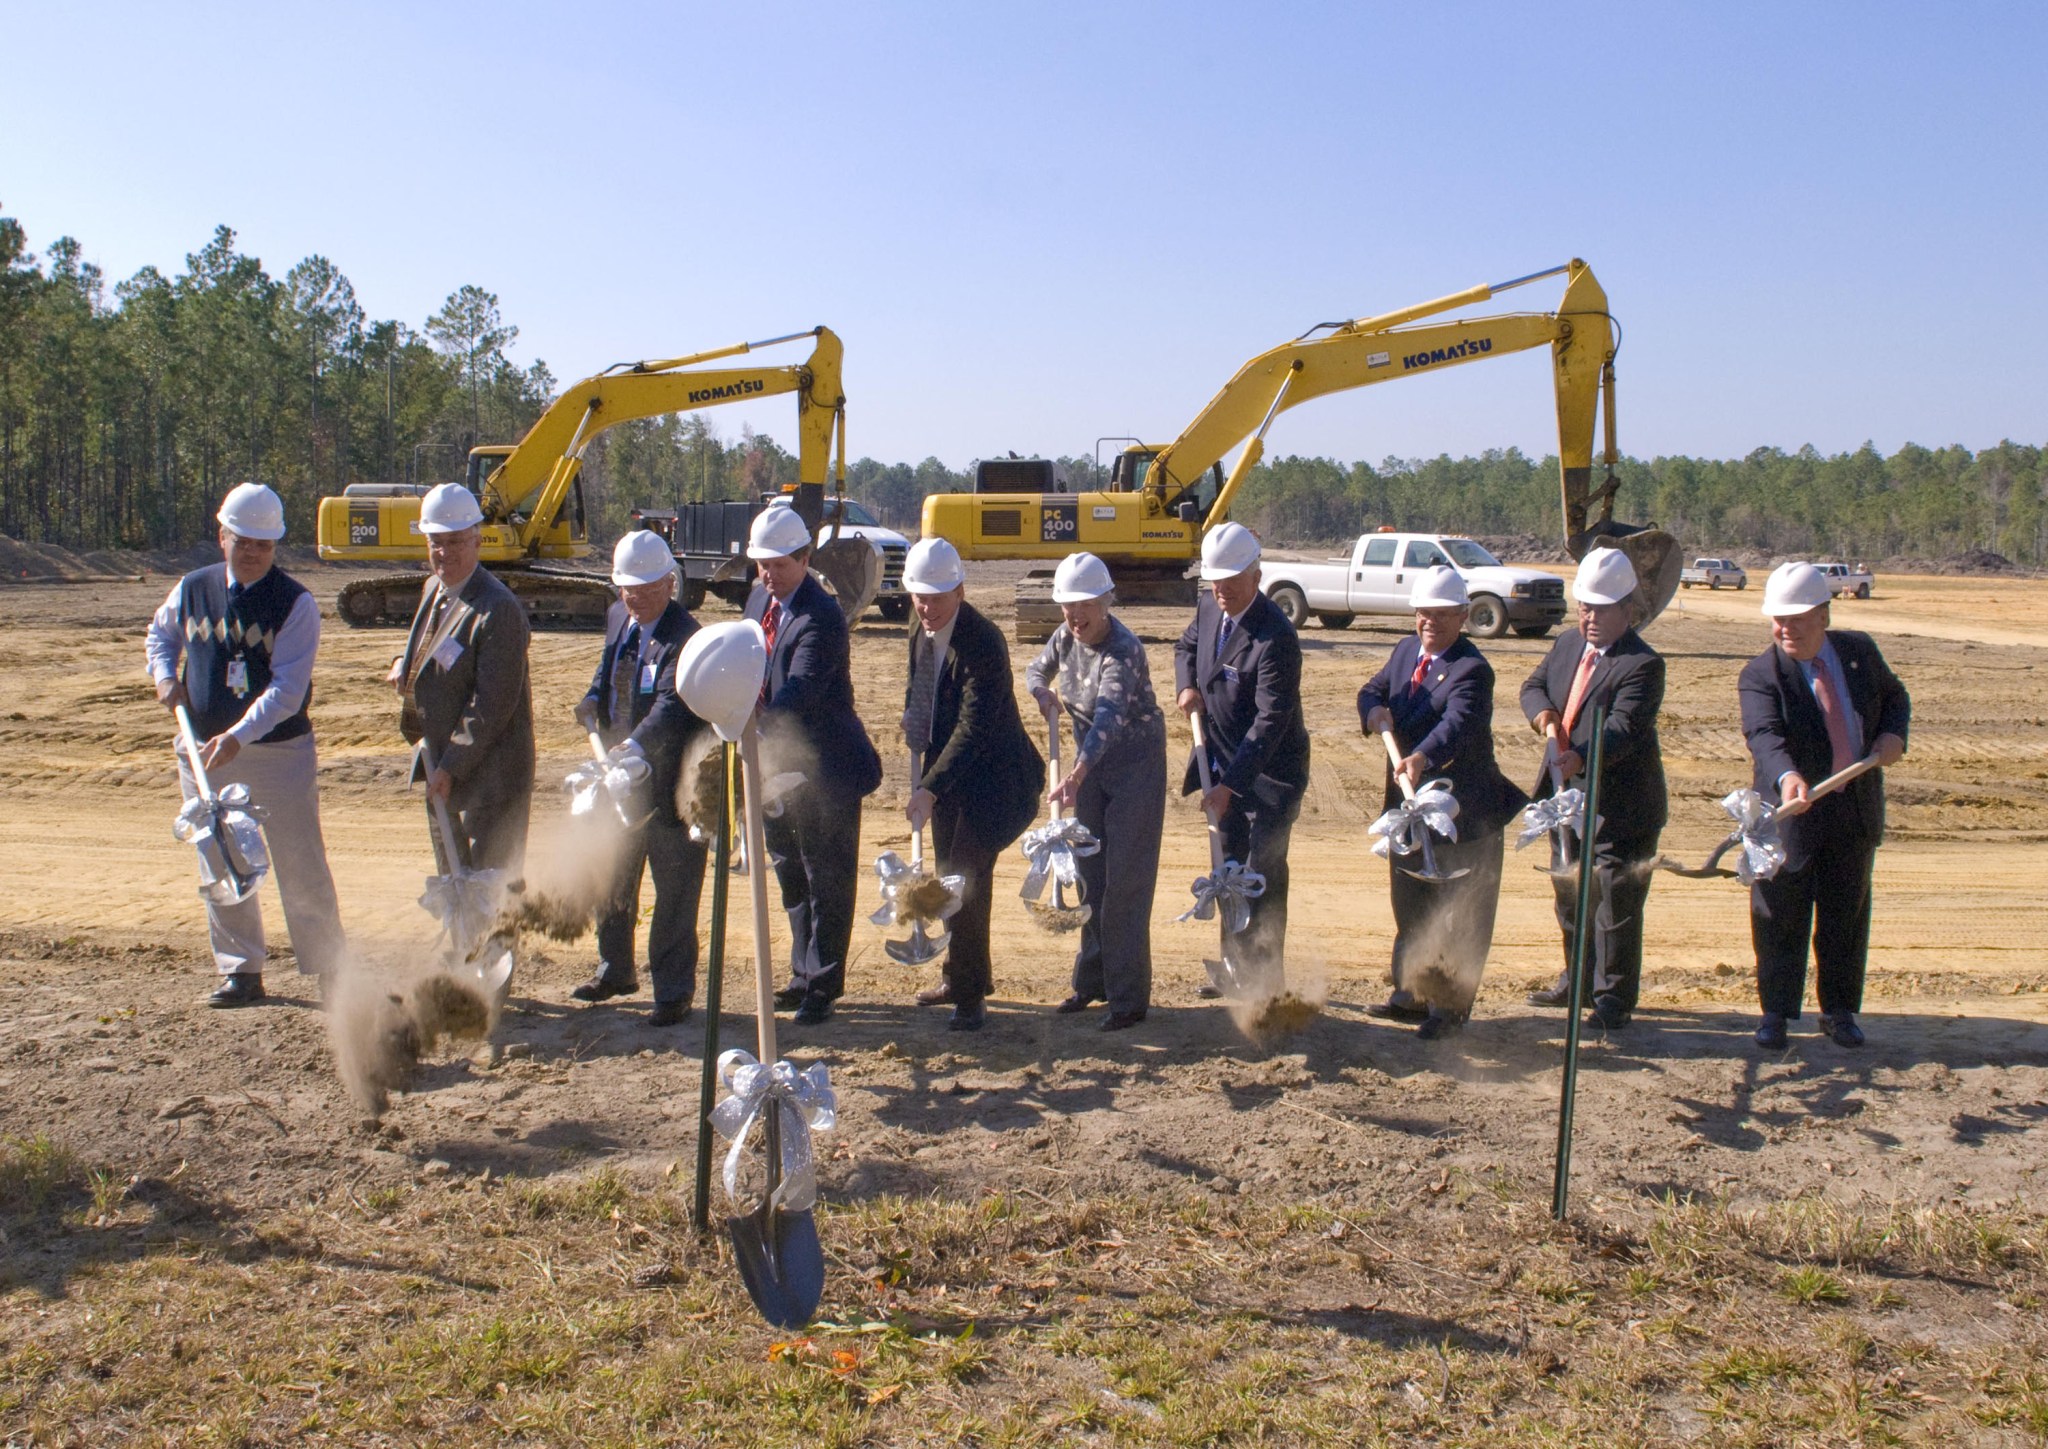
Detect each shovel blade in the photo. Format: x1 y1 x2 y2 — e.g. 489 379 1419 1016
1204 956 1248 997
727 1202 825 1330
884 928 945 965
1398 864 1472 882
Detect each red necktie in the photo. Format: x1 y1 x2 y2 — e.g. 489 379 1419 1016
1561 647 1598 736
1409 652 1431 693
759 599 780 704
1812 660 1857 775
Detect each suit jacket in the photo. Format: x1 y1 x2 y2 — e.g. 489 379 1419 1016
1738 630 1910 869
908 601 1045 851
745 573 881 798
1519 625 1666 845
1172 590 1311 805
1357 633 1528 834
402 566 535 812
582 598 705 827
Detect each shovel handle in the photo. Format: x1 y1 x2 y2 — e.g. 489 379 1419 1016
1189 712 1226 873
1778 753 1882 819
416 737 468 870
587 730 609 763
173 705 215 801
906 748 926 869
1043 713 1065 823
739 713 779 1066
1379 729 1419 803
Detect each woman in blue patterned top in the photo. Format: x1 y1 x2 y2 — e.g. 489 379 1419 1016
1023 553 1168 1030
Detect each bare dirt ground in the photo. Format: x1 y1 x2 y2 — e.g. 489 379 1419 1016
3 564 2046 1444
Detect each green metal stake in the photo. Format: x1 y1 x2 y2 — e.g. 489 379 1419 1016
1552 702 1607 1222
692 741 733 1233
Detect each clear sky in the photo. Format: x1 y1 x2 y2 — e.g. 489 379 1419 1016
7 0 2043 472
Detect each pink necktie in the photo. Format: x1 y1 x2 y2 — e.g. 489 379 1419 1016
1561 647 1598 736
1812 661 1857 775
1409 653 1431 693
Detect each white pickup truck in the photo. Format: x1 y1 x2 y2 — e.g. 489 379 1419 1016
1816 561 1874 599
1679 557 1748 590
1258 531 1569 638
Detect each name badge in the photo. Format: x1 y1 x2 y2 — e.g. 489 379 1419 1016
1222 666 1242 684
430 635 464 671
225 657 250 697
639 661 658 694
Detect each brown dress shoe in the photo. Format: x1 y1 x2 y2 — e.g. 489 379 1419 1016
1054 994 1098 1015
914 983 954 1007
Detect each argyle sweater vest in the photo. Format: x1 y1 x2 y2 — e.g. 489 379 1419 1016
177 563 313 742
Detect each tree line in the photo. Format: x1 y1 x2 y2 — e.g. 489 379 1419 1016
3 211 2042 565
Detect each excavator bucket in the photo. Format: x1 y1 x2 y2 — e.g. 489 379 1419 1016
1569 523 1681 627
812 536 883 622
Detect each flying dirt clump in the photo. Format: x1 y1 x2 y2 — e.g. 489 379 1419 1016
329 972 493 1121
1231 989 1323 1044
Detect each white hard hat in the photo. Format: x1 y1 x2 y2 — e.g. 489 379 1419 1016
1761 561 1833 616
1051 551 1114 603
419 482 485 534
675 619 768 742
1409 565 1470 610
611 529 676 587
1572 546 1638 606
217 482 286 541
745 502 813 560
902 537 965 594
1199 522 1261 580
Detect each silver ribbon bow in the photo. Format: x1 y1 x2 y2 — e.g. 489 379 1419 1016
1017 816 1101 902
1719 787 1790 885
1369 780 1461 860
1178 857 1268 934
564 751 655 830
418 866 509 962
1516 786 1589 850
173 784 270 905
868 850 966 926
708 1049 837 1212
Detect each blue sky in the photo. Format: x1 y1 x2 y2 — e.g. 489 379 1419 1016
7 1 2043 472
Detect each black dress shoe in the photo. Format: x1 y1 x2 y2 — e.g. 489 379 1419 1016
1755 1013 1788 1050
1823 1012 1865 1047
1195 983 1223 999
915 983 954 1007
1054 994 1098 1015
1367 998 1431 1023
1415 1011 1465 1040
772 985 807 1010
793 992 834 1025
1585 999 1632 1031
947 1003 986 1032
1101 1010 1146 1032
646 1001 692 1027
571 970 639 1003
208 973 265 1008
1527 980 1573 1008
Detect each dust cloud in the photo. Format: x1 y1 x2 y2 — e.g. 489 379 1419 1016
326 962 492 1120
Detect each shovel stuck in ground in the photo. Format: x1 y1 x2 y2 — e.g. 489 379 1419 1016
564 730 654 830
171 705 270 906
1019 712 1097 933
1653 753 1884 883
415 740 514 1004
1368 729 1469 883
1178 713 1266 995
871 752 963 965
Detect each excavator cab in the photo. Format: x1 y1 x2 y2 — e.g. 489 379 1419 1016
1110 446 1225 523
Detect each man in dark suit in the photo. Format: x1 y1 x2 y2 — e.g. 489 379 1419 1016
1358 566 1529 1039
1740 562 1909 1049
568 530 708 1026
899 538 1044 1031
1521 547 1666 1031
743 503 882 1026
390 483 535 883
1173 523 1311 996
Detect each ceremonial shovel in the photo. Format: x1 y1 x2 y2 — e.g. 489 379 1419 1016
172 705 270 905
1370 730 1468 883
415 739 515 1002
1180 712 1266 994
1519 738 1596 881
564 729 653 830
870 750 961 965
1655 753 1884 882
1019 711 1096 932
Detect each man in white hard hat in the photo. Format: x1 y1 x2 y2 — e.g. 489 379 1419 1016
387 482 535 896
1740 562 1909 1050
1173 522 1311 996
1026 552 1169 1031
743 502 881 1026
1358 565 1528 1038
145 482 349 1006
567 530 708 1026
1521 546 1667 1031
898 536 1043 1031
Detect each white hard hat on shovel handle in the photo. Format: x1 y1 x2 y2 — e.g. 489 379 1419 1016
677 621 769 742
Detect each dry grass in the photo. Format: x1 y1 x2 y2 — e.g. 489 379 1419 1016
4 1137 2047 1446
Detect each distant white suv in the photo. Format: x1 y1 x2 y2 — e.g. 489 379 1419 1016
1815 561 1874 599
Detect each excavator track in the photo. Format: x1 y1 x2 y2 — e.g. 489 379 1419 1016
335 565 614 630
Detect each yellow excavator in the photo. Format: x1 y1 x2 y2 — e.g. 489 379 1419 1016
922 261 1679 639
317 326 879 626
